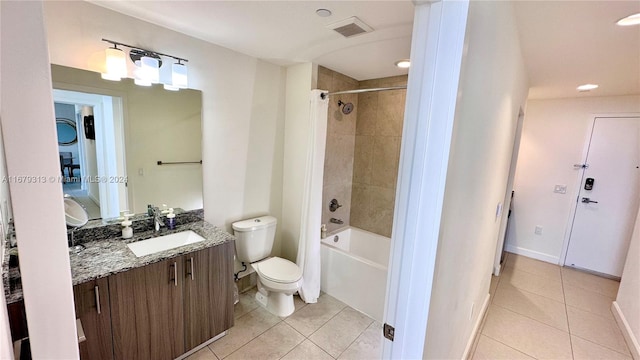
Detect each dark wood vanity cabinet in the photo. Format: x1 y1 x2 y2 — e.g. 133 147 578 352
73 278 114 360
106 242 234 360
184 241 235 351
109 257 185 360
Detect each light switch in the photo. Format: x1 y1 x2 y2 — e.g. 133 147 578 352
554 184 567 194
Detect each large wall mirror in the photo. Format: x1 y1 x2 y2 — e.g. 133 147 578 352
51 64 203 220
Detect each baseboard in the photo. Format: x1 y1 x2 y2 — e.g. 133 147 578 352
493 264 501 276
504 244 559 265
611 301 640 360
462 293 490 360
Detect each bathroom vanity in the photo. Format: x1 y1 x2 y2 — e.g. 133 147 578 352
4 213 235 360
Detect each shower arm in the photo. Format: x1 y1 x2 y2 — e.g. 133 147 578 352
320 85 407 100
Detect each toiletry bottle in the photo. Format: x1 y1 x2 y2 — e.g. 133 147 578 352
321 224 327 239
122 213 134 239
166 208 176 230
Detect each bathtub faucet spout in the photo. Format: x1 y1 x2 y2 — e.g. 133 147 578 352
330 218 344 225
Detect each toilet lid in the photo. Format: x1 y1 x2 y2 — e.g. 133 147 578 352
255 257 303 284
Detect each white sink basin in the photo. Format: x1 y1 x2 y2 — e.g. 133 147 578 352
127 230 205 257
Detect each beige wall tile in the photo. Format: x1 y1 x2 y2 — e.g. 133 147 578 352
471 335 534 360
571 335 632 360
481 305 572 359
225 322 304 360
566 306 631 355
366 186 395 237
493 282 569 331
352 135 373 184
377 90 405 136
371 136 400 188
322 182 352 233
323 134 355 186
309 307 374 358
349 183 371 231
356 93 377 136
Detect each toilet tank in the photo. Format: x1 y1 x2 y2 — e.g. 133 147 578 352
232 216 277 263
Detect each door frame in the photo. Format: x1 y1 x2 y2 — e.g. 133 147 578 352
560 113 640 267
382 0 469 358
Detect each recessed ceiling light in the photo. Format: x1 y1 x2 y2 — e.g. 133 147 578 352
616 13 640 26
577 84 599 92
316 9 332 17
395 59 410 69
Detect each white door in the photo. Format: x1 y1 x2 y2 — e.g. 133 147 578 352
565 117 640 277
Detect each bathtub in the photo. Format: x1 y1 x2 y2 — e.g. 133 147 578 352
320 227 391 322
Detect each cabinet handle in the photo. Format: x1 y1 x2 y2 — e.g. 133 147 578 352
170 262 178 286
190 257 194 281
94 285 101 315
173 261 178 286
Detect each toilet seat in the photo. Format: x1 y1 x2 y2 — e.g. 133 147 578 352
254 257 302 284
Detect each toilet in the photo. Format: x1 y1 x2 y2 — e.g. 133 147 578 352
232 215 303 317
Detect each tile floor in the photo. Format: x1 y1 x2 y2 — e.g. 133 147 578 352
186 252 631 360
472 252 632 360
185 288 382 360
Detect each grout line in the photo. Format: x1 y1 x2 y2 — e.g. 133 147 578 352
570 333 634 357
491 302 570 334
334 318 375 359
479 334 538 360
559 265 576 359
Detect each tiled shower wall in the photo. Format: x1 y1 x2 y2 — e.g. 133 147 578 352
319 66 407 237
350 76 407 237
318 66 359 233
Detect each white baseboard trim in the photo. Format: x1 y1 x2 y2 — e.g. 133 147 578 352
462 293 490 360
612 301 640 360
504 244 560 265
493 264 501 276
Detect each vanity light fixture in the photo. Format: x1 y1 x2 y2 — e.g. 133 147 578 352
101 39 189 90
101 44 127 81
616 13 640 26
395 59 411 69
577 84 599 92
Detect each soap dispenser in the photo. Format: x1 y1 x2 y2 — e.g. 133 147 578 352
121 213 134 239
166 208 176 230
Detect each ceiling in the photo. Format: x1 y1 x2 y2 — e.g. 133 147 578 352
89 1 640 98
513 1 640 99
89 0 415 81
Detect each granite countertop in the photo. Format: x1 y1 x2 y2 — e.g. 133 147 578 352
2 211 235 303
69 221 234 285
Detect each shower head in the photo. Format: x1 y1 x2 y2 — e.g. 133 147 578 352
337 100 354 115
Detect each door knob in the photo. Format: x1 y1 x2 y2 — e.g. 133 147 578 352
581 197 598 204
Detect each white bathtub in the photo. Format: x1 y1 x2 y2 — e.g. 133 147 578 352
320 227 390 322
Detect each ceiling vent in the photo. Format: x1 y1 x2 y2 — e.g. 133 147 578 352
327 16 373 38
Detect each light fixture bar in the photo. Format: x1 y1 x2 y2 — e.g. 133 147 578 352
102 38 188 63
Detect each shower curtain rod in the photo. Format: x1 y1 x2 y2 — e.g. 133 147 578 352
320 85 407 99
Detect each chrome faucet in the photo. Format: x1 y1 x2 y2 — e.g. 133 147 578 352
330 218 344 225
148 205 165 231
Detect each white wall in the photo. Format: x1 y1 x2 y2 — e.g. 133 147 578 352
423 1 529 358
281 63 314 262
508 95 640 262
615 207 640 358
1 1 79 357
43 1 286 231
0 1 16 351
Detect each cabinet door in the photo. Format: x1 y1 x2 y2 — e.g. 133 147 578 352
184 242 235 351
109 258 184 360
74 278 113 360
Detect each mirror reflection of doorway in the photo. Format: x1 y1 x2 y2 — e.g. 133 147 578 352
53 90 128 220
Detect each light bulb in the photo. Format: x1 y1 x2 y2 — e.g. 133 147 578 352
172 62 188 89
